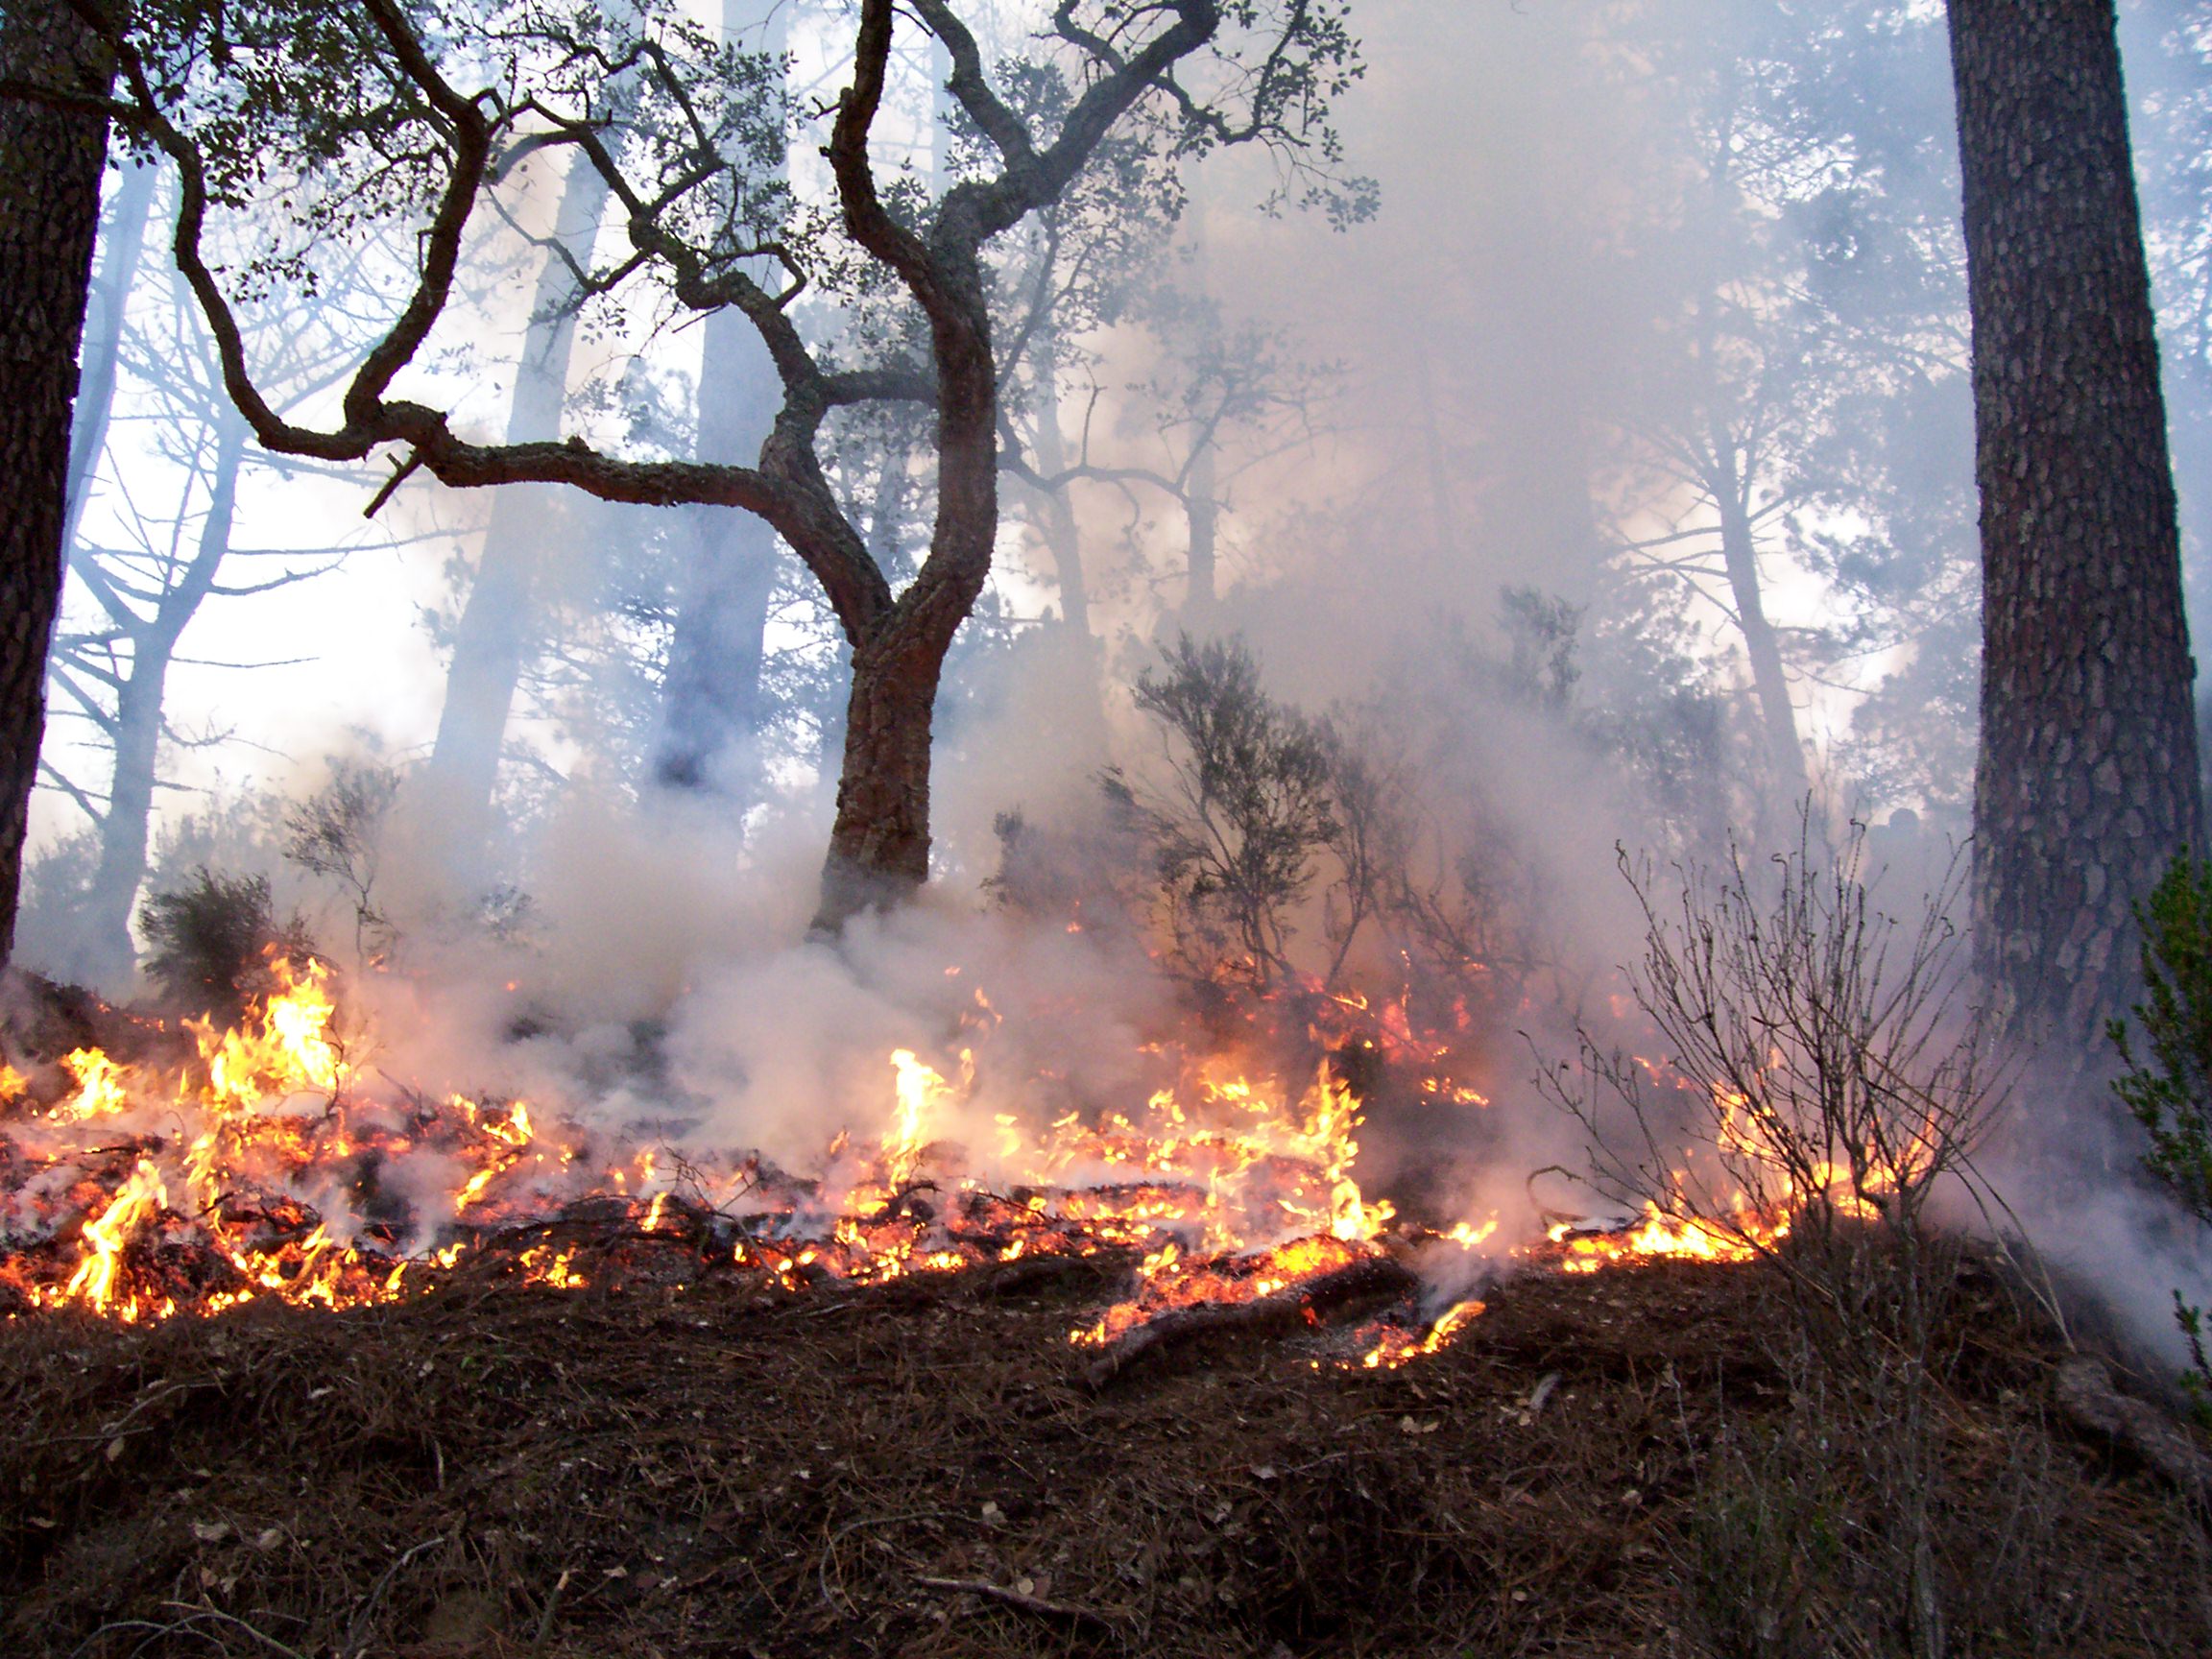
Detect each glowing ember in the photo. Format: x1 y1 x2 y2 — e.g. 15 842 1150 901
1359 1296 1486 1369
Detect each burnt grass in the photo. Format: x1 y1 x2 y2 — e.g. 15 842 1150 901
3 1248 2208 1659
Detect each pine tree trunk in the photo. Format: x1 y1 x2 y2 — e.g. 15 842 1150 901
0 0 115 972
1947 0 2206 1077
1186 444 1218 615
1714 473 1809 813
652 301 781 797
1027 349 1092 639
654 502 780 795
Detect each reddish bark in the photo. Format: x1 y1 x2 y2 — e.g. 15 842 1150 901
0 0 117 970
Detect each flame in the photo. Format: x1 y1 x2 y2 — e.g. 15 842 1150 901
1360 1297 1486 1369
196 957 346 1107
36 1159 171 1321
51 1047 130 1121
0 950 1732 1379
1549 1203 1770 1272
884 1048 949 1187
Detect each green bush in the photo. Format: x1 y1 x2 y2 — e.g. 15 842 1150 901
2108 852 2212 1414
138 869 316 1024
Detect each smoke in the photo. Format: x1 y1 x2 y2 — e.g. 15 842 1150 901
22 1 2212 1374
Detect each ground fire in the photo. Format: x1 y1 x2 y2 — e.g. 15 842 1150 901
0 954 1815 1368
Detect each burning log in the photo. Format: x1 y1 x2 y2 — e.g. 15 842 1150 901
1078 1253 1420 1389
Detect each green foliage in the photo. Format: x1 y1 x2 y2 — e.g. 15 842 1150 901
1111 634 1337 985
2108 851 2212 1414
283 759 399 967
2111 854 2212 1222
137 867 315 1022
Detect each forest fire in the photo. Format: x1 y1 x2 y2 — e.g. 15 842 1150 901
0 957 1822 1365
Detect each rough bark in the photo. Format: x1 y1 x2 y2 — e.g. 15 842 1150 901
0 0 116 972
818 631 948 923
812 257 996 928
1947 0 2206 1079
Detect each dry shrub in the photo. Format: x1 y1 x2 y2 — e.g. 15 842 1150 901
1545 818 2035 1659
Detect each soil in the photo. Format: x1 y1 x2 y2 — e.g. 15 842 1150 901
4 1242 2209 1658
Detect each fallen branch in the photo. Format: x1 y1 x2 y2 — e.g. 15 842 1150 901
2054 1356 2212 1501
1079 1254 1420 1390
913 1575 1118 1632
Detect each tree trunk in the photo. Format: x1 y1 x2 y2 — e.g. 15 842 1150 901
0 0 115 972
654 503 780 794
817 631 944 923
1712 464 1810 813
1010 348 1110 770
811 217 998 930
74 415 245 983
1947 0 2206 1080
651 0 788 799
421 137 614 867
653 274 782 798
1186 442 1218 615
1027 349 1092 639
62 156 154 549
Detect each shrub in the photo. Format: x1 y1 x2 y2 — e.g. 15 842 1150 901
138 869 316 1023
2108 852 2212 1415
1109 635 1338 987
1543 819 2015 1659
283 759 399 967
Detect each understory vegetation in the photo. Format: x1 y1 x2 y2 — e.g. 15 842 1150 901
1544 824 2063 1658
2112 852 2212 1417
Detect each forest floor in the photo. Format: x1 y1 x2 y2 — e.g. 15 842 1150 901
5 1239 2211 1659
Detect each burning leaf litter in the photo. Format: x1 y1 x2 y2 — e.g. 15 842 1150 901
0 956 1828 1360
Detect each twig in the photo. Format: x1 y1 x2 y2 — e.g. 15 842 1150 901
361 449 424 518
817 1508 947 1615
914 1575 1118 1632
67 1608 307 1659
525 1569 571 1658
340 1534 443 1657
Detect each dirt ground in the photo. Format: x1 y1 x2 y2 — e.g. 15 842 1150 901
4 1243 2209 1659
